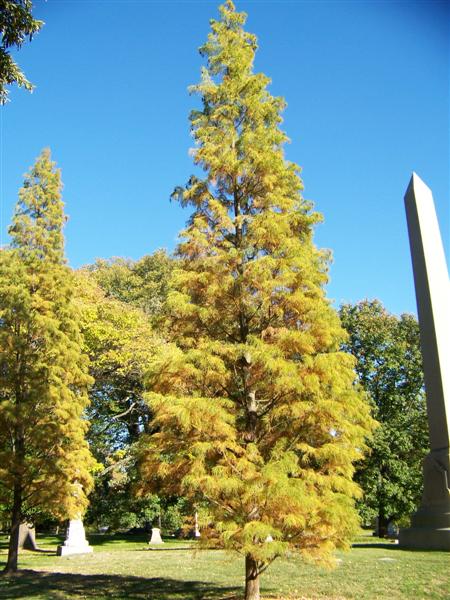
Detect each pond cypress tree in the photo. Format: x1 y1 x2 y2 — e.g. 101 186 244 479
0 149 96 573
138 4 375 599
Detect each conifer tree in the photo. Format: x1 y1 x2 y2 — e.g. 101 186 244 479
0 149 96 574
138 3 374 599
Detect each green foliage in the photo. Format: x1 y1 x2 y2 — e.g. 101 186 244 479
0 0 43 104
73 270 159 455
72 269 166 531
0 150 97 571
138 2 375 596
339 300 428 534
87 458 162 532
73 269 186 535
87 251 173 323
87 463 187 533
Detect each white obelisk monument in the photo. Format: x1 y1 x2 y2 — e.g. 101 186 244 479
399 173 450 550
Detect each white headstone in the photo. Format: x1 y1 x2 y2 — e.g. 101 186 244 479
149 527 164 544
57 519 93 556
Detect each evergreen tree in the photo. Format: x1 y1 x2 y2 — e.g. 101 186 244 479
138 4 374 599
0 149 96 573
340 300 428 536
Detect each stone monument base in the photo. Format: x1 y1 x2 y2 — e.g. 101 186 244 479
57 519 93 556
399 526 450 550
399 501 450 550
57 543 94 556
399 450 450 550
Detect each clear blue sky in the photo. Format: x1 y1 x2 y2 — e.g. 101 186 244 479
1 0 448 316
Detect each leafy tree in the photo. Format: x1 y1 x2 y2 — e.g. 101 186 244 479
0 149 97 573
73 270 158 454
73 270 183 533
87 250 173 322
340 300 428 537
72 270 156 529
0 0 43 104
86 448 161 532
137 3 374 599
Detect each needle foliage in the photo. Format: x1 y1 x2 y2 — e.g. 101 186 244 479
0 149 96 573
137 3 374 598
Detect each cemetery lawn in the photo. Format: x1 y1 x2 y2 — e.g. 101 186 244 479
0 533 448 599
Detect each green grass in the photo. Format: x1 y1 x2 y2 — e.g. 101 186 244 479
0 532 448 599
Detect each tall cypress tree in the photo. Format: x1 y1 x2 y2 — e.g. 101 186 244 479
138 3 374 599
0 149 96 574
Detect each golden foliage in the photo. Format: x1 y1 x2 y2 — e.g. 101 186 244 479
138 0 375 581
0 150 97 523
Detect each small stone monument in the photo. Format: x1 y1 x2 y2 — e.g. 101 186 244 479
57 519 93 556
149 527 164 544
399 173 450 550
18 522 38 550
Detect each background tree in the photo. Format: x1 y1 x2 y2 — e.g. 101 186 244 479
73 270 159 531
86 251 173 323
340 300 428 537
0 149 97 573
137 3 374 599
73 269 186 532
74 270 158 451
0 0 43 104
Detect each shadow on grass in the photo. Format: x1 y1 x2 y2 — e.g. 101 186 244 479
85 534 192 547
0 570 241 599
87 534 148 546
353 541 447 554
352 542 400 550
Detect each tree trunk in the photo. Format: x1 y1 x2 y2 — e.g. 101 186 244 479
245 554 260 600
377 514 389 538
3 485 22 574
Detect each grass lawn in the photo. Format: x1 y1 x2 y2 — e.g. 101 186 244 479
0 532 448 599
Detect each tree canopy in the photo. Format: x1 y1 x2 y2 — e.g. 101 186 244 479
86 251 173 323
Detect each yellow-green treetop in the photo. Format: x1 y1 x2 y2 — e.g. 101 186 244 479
0 149 97 574
138 3 375 599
